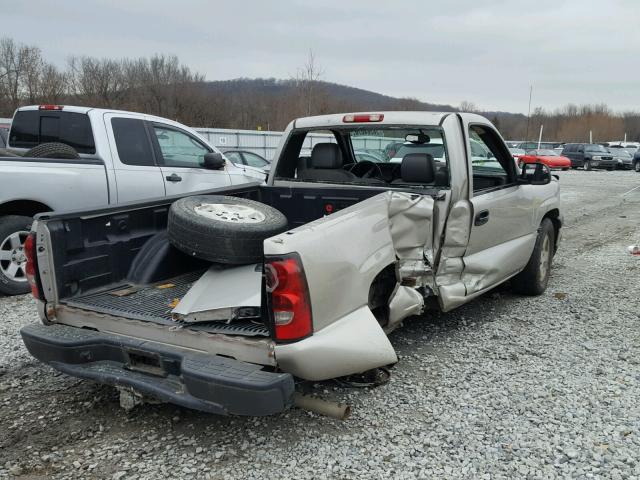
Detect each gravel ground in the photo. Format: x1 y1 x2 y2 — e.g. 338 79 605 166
1 169 639 479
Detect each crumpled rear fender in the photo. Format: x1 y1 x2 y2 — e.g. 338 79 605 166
274 306 397 380
265 191 434 380
264 191 433 332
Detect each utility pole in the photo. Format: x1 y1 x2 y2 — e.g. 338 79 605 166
525 85 533 142
538 124 544 149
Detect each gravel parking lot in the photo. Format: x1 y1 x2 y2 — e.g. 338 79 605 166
1 170 639 479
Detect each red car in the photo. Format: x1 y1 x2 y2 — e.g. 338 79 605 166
518 149 571 170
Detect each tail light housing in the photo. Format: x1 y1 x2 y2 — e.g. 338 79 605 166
343 113 384 123
265 254 312 342
38 105 64 110
24 233 44 300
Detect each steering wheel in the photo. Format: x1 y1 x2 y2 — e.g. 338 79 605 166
347 160 383 179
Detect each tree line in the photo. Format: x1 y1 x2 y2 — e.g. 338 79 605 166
1 37 639 142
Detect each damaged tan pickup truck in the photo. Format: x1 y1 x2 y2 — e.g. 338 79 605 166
20 112 562 416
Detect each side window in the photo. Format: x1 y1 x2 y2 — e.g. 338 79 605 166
469 125 512 193
153 126 210 168
577 144 584 153
243 152 269 168
111 118 155 166
224 151 244 165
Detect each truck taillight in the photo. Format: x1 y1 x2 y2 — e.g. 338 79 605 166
343 113 384 123
266 254 312 342
38 105 64 110
24 234 44 300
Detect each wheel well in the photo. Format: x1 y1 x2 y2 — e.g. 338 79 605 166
0 200 52 218
543 208 561 251
368 263 398 327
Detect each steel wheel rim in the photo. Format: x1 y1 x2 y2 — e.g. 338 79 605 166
539 233 551 281
194 203 266 224
0 230 29 282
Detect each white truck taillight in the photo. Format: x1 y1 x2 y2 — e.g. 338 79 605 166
38 105 64 110
265 254 312 342
24 233 44 300
342 113 384 123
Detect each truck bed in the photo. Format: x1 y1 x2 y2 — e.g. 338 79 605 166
63 271 269 337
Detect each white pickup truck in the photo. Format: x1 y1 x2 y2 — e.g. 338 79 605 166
0 105 263 295
20 111 562 416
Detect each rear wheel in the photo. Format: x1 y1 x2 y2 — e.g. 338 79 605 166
511 218 555 296
0 215 32 295
584 160 592 171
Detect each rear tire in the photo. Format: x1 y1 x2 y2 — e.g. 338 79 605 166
511 218 555 296
0 215 32 295
168 195 288 264
24 142 80 160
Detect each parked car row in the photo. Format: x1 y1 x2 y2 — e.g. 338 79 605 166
508 140 640 171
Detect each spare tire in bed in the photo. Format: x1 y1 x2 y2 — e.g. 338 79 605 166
24 142 80 159
168 195 288 264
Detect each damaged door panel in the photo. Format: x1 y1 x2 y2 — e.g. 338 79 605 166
434 199 473 311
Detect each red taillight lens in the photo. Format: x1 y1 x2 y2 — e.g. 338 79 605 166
343 113 384 123
24 234 43 300
266 255 312 342
38 104 63 111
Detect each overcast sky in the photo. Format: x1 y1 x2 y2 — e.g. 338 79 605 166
3 0 639 113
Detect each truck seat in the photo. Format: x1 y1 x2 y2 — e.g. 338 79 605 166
392 153 436 184
297 144 359 183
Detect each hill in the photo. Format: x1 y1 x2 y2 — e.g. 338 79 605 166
200 78 527 135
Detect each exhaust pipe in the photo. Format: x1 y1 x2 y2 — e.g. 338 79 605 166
293 392 351 420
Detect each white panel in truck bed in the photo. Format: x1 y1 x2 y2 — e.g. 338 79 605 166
172 264 262 323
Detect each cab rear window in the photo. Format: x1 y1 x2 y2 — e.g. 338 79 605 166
9 110 96 154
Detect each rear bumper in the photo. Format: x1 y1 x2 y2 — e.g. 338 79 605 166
21 323 294 416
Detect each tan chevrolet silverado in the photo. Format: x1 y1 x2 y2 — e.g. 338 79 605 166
20 112 562 416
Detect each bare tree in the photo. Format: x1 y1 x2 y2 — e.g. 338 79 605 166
295 50 325 116
0 38 44 112
459 101 477 113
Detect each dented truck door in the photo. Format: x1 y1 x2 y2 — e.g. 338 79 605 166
433 114 474 311
434 114 540 309
436 114 538 309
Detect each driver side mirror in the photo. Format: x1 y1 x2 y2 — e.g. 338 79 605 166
519 162 551 185
203 152 225 170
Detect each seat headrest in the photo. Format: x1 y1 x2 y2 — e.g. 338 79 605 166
401 153 436 183
311 143 343 169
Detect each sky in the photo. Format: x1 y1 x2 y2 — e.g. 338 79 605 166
3 0 639 114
